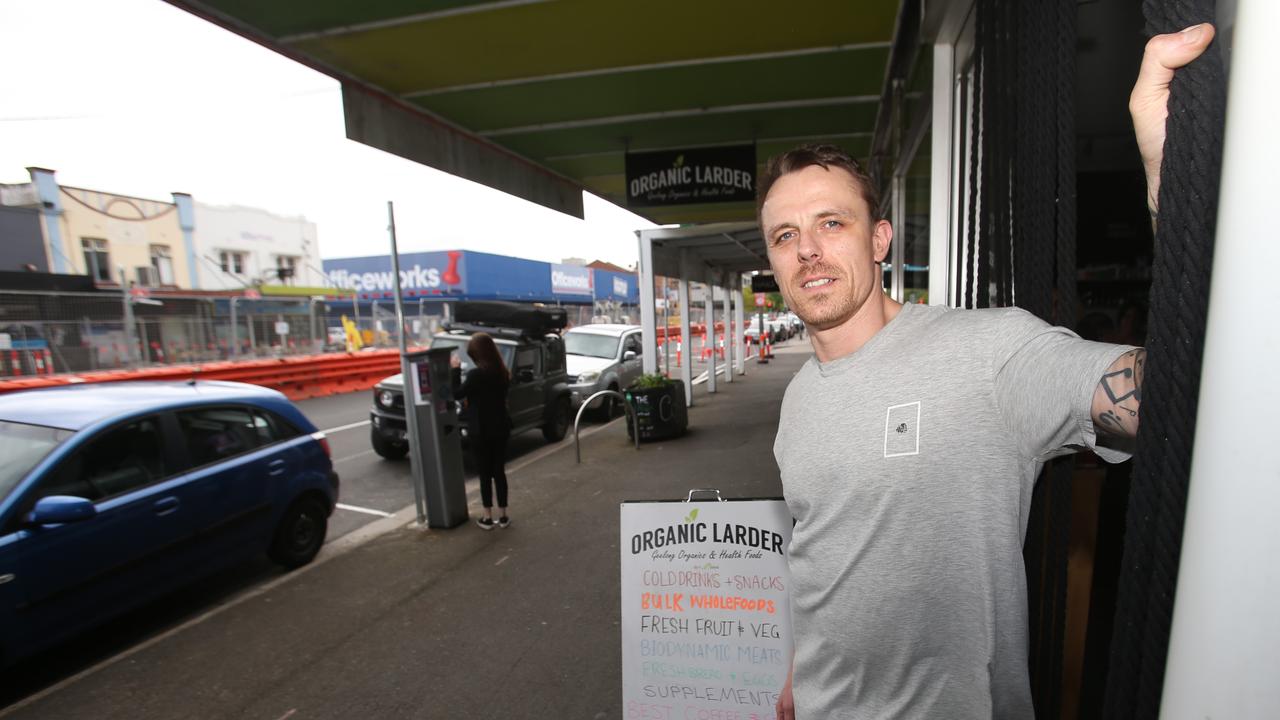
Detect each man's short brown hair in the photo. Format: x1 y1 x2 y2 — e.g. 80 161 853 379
756 144 882 225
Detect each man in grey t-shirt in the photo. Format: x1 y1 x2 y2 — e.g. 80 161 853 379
765 26 1215 719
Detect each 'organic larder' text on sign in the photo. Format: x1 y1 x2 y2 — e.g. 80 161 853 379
620 500 793 719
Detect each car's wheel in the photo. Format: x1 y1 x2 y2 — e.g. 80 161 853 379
268 496 328 569
542 396 571 442
596 385 619 420
371 428 408 460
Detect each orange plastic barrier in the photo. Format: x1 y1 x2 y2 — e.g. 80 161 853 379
0 350 406 401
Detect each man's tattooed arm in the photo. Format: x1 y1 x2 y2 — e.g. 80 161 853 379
1092 349 1146 438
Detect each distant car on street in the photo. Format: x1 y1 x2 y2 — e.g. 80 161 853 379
0 381 339 666
563 324 643 419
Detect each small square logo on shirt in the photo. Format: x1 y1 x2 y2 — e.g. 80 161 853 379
884 401 921 458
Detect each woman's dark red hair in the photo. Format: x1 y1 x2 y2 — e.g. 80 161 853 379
467 332 509 378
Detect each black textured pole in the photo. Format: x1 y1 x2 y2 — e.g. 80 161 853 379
1102 2 1227 718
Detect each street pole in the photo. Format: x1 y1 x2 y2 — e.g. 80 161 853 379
308 297 318 351
118 266 138 367
230 297 239 357
388 201 428 524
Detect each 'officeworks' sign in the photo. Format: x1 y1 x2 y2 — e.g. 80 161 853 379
551 263 594 296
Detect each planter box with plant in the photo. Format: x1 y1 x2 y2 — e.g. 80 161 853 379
624 373 688 441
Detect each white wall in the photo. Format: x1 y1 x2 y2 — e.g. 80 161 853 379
193 203 324 289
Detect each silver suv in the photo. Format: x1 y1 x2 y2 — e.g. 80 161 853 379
564 324 643 419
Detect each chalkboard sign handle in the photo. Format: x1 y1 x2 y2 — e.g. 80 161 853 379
685 488 725 503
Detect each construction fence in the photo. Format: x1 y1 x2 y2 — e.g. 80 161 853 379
0 290 641 377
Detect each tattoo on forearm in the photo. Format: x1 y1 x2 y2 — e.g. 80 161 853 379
1102 368 1140 404
1094 349 1145 438
1098 409 1123 429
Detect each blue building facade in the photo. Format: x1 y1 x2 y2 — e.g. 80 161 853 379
321 250 638 306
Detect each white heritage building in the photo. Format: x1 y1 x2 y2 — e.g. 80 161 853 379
192 203 325 290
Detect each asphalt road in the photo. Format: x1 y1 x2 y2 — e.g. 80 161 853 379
0 387 618 708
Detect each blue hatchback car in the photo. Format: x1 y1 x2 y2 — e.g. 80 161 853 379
0 381 339 666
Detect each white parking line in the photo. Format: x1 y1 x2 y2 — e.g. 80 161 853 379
335 503 393 518
334 449 377 465
320 419 371 434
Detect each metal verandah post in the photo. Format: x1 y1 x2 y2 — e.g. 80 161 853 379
637 230 658 376
727 278 737 384
705 284 716 394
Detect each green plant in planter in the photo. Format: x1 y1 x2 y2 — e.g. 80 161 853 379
625 373 688 441
629 372 672 389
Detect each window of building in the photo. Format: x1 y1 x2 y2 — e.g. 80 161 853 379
275 255 299 284
81 237 111 282
150 245 175 285
219 251 245 275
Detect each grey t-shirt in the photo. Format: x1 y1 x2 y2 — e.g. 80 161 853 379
774 303 1133 719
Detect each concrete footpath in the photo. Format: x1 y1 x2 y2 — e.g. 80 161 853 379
3 345 812 720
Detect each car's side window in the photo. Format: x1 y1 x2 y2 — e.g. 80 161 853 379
544 336 566 372
37 417 169 503
515 346 541 379
178 407 264 466
623 334 642 357
256 410 302 443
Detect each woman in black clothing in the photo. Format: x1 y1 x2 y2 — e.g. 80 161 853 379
450 332 512 530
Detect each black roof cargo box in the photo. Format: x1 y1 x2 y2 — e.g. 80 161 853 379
452 301 567 335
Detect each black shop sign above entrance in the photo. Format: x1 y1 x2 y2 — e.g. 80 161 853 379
750 274 780 294
625 144 756 208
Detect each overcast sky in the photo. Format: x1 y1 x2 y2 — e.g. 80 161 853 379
0 0 654 268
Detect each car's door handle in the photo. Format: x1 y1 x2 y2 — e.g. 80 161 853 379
268 459 287 477
154 496 180 516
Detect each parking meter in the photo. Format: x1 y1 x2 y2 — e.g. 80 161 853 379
405 347 468 528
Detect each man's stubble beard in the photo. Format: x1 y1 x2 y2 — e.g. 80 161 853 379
786 264 871 332
793 290 863 332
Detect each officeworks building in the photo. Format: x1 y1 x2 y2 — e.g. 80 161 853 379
320 250 640 332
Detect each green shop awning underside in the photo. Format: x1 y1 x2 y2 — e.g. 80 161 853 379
167 0 900 234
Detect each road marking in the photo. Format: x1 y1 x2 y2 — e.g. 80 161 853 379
334 449 377 465
691 357 759 386
495 555 509 566
335 503 393 518
275 711 297 720
321 419 371 434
